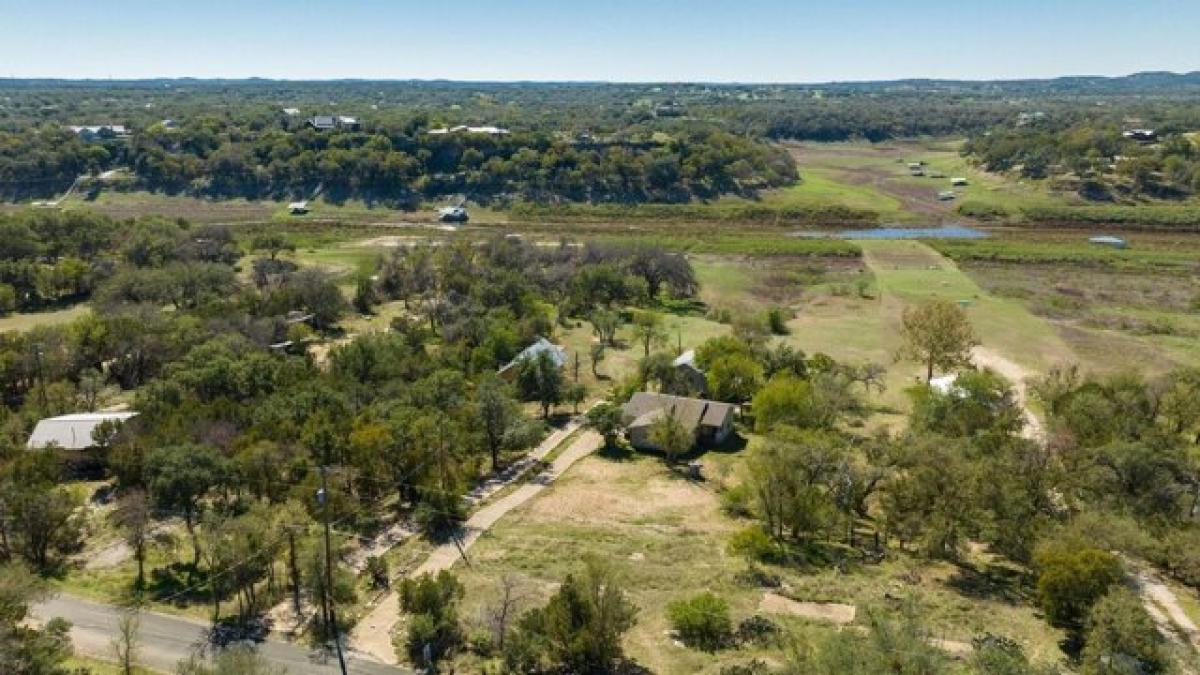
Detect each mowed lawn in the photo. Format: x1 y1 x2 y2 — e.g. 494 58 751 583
762 166 906 220
859 240 1075 374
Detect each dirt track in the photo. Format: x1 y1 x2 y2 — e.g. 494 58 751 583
972 346 1045 442
350 429 601 664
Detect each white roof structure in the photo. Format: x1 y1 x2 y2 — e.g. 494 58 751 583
929 375 964 397
672 349 698 369
68 125 129 137
498 337 567 375
427 125 511 136
27 412 138 450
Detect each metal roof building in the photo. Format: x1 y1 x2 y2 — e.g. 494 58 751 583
27 412 138 450
498 337 567 377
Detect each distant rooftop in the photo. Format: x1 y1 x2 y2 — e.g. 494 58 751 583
27 412 138 450
427 125 510 136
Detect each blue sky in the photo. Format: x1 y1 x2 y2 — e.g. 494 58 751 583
1 0 1197 82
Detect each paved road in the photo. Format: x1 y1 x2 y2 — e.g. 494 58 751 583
32 594 409 675
351 430 602 664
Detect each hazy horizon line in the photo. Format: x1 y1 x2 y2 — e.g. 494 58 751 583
2 69 1198 88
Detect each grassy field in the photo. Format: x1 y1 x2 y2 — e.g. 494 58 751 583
446 435 1068 674
24 191 512 227
784 139 1074 225
933 230 1200 375
860 240 1074 373
0 303 90 333
66 655 162 675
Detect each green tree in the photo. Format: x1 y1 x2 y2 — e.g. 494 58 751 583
505 558 637 674
517 350 565 419
896 298 979 383
353 273 378 315
0 563 78 675
146 443 227 569
250 233 295 260
589 310 621 347
474 377 521 472
752 376 823 433
0 284 16 316
880 437 976 559
908 369 1023 439
587 402 625 449
110 489 151 590
398 570 464 668
649 413 694 464
630 310 668 357
749 428 840 542
708 353 765 403
589 342 607 378
1034 542 1123 634
1 454 84 572
567 382 588 415
1080 588 1168 675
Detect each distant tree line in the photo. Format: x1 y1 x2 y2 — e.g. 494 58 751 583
964 108 1200 201
0 117 797 204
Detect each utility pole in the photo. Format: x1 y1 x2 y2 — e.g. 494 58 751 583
318 466 349 675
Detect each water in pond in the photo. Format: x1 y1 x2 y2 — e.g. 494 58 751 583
792 225 988 240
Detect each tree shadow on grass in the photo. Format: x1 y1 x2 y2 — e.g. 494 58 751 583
149 562 207 607
945 558 1034 605
597 441 637 462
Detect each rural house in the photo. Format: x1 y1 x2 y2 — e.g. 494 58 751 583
27 412 138 451
1122 128 1158 143
68 124 129 140
427 125 511 136
498 337 568 379
621 392 735 451
672 349 708 394
307 115 360 132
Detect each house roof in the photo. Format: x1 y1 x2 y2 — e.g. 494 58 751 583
27 412 138 450
498 337 567 374
622 392 733 432
68 125 128 136
427 125 510 136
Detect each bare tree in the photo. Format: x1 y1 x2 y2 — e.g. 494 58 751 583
111 490 151 590
485 575 527 651
110 606 140 675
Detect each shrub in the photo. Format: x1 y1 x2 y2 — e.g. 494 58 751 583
720 660 771 675
727 525 778 563
365 555 389 589
1034 543 1123 633
736 615 780 646
765 307 791 335
667 592 733 651
956 200 1010 221
720 484 754 518
1080 589 1168 675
